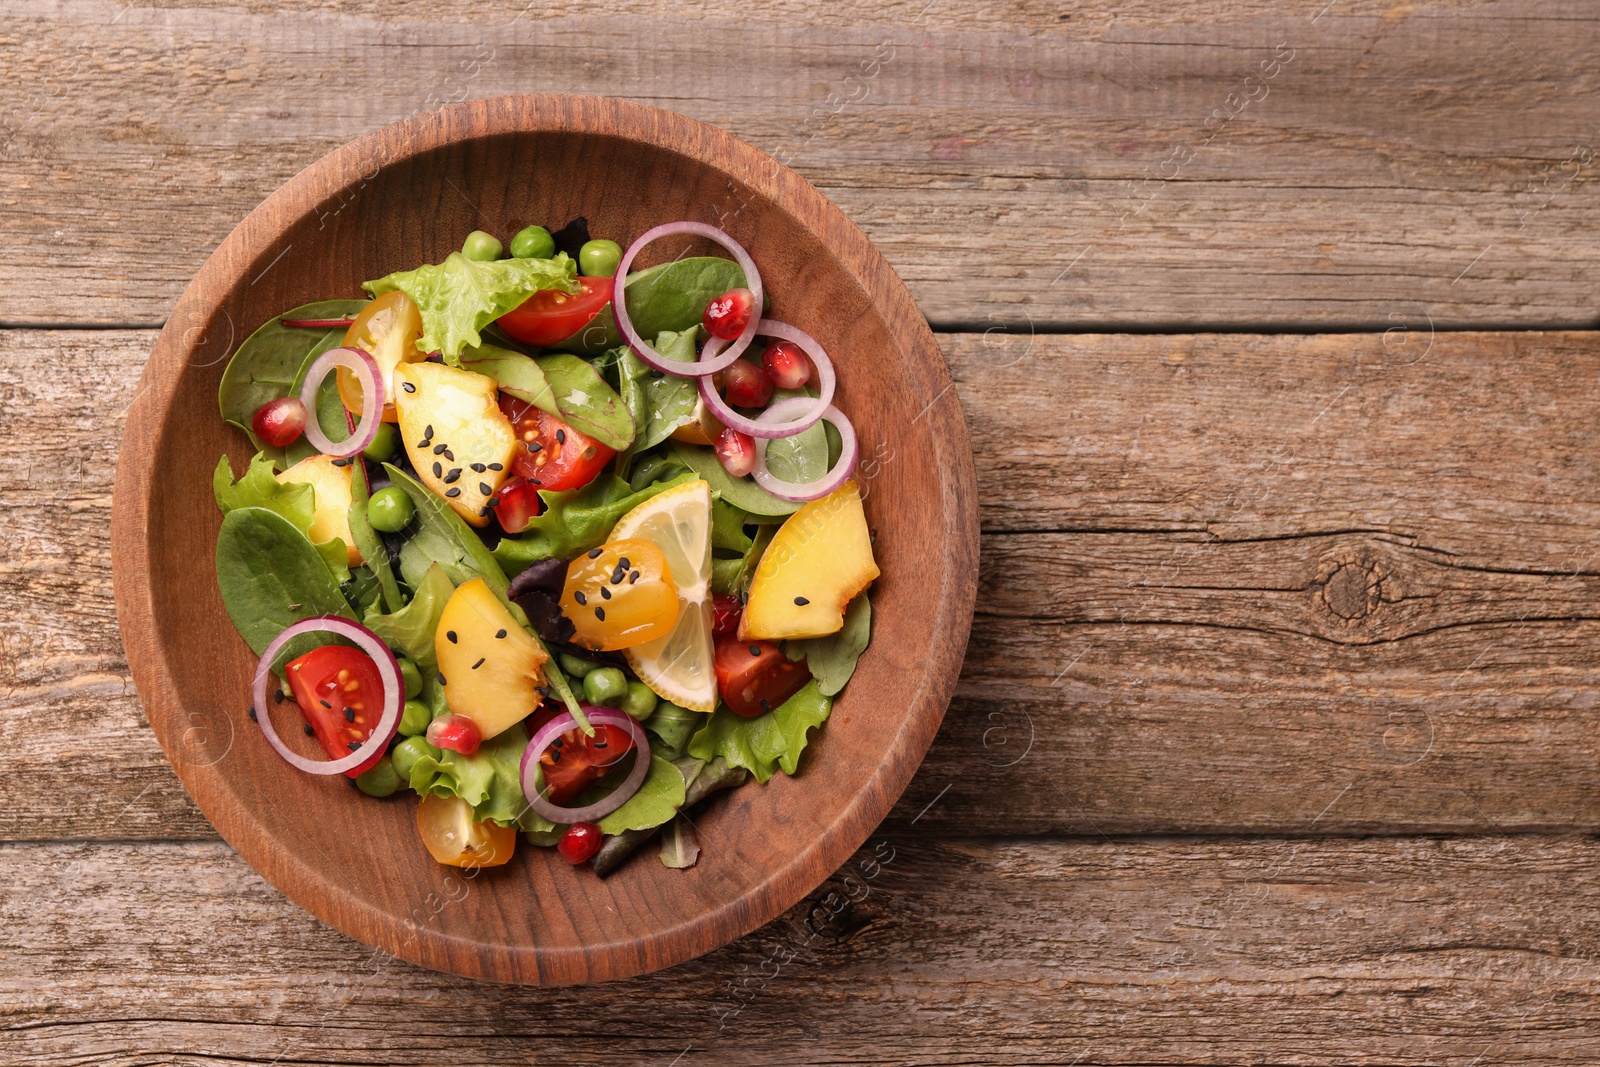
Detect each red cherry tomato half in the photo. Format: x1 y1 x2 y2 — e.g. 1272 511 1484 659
492 476 544 534
527 705 638 805
253 396 308 448
557 821 604 864
284 645 390 777
714 635 812 718
714 427 755 478
425 712 483 757
499 394 616 493
702 287 756 341
762 340 813 390
497 276 615 348
711 594 743 637
720 358 773 408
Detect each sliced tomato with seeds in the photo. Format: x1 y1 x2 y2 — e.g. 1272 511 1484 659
714 635 812 718
497 276 614 348
526 705 638 804
499 394 615 493
284 645 389 777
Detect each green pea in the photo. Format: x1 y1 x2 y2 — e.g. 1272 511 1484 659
510 224 556 260
582 666 629 706
392 735 440 781
619 680 658 720
355 754 402 797
559 653 600 678
395 657 423 699
367 485 415 533
398 699 431 736
363 421 400 463
578 238 623 277
462 229 504 262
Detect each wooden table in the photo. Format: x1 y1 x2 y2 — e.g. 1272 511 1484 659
6 1 1600 1062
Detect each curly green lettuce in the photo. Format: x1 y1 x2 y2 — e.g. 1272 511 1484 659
364 252 579 360
687 680 832 784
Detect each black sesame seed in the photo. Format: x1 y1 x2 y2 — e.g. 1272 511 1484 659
793 596 810 606
320 699 332 709
760 698 771 712
446 630 458 643
416 438 431 449
470 462 486 473
471 657 485 670
649 369 665 379
595 606 606 621
549 747 561 763
486 496 499 507
599 586 612 600
749 645 762 657
331 457 349 467
424 424 434 439
445 487 461 497
495 629 507 639
592 736 608 749
303 723 315 736
432 461 443 477
403 381 416 393
526 441 542 453
478 482 492 495
247 706 257 721
628 570 640 584
273 689 285 703
610 565 627 584
437 672 447 686
347 740 361 751
530 478 542 486
443 449 454 461
556 429 566 444
433 443 448 455
618 557 631 570
488 462 503 471
443 468 461 484
536 685 551 698
574 590 587 605
588 548 603 559
343 707 355 722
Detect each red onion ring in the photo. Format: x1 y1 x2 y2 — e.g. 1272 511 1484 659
612 222 763 376
250 616 403 776
752 399 861 502
698 320 837 439
300 346 382 457
519 706 651 825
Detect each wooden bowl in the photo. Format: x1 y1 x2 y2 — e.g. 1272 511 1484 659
111 95 977 984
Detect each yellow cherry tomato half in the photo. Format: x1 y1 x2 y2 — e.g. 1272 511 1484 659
560 538 681 651
416 793 516 868
339 290 425 422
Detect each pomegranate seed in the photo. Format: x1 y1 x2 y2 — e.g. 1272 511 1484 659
252 396 307 448
702 287 755 340
558 821 603 864
425 713 483 756
762 341 812 390
712 594 743 637
721 358 773 408
714 428 756 478
493 476 544 534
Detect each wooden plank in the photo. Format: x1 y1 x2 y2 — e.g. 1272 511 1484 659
6 834 1600 1063
3 1 1600 327
8 328 1600 840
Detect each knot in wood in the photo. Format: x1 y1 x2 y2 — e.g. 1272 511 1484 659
1318 557 1385 622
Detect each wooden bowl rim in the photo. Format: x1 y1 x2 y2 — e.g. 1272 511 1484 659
111 94 978 983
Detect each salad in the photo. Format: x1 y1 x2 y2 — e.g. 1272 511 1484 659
212 217 878 874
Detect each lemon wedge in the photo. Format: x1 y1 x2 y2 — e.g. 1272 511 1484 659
611 479 717 712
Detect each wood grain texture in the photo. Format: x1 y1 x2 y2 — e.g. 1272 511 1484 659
10 328 1600 842
8 834 1600 1065
3 1 1600 328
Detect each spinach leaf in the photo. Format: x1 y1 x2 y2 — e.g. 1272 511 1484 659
217 300 367 468
597 755 687 835
536 354 635 451
212 452 315 531
341 566 383 615
346 459 402 613
383 464 587 729
642 701 702 760
788 592 871 696
493 471 695 573
364 252 579 361
670 441 800 518
620 333 700 457
459 343 558 414
711 497 754 554
214 506 356 669
687 680 831 784
363 563 454 673
659 817 701 869
760 388 831 486
551 256 750 353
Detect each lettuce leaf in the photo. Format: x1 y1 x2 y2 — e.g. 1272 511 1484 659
364 252 579 360
213 452 315 531
788 592 871 696
406 722 555 833
641 701 701 760
363 562 454 673
493 470 695 573
687 680 831 784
